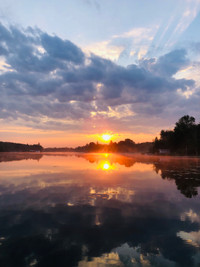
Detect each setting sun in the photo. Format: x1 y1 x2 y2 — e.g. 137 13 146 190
101 134 112 142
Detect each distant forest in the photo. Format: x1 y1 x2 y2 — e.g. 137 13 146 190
0 140 152 153
0 142 43 152
153 115 200 155
45 139 153 153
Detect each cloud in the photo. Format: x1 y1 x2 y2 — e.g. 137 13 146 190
0 23 199 134
151 49 190 76
41 33 85 64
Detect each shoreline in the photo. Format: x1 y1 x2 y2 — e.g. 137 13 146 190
0 151 200 160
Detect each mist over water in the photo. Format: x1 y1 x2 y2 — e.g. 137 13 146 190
0 153 200 267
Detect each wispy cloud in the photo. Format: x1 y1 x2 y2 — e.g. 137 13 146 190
84 26 157 64
150 0 200 54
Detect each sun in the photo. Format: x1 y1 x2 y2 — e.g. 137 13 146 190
101 134 112 142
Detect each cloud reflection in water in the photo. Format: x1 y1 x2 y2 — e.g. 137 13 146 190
0 153 200 266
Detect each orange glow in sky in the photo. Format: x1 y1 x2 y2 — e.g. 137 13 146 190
0 122 158 147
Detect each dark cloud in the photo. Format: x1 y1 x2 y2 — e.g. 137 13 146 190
41 33 85 64
0 24 198 131
151 49 190 76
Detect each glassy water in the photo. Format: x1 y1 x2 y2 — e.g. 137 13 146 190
0 152 200 267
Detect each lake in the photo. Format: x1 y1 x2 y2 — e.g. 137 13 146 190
0 153 200 267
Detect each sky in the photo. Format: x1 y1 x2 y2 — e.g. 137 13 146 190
0 0 200 147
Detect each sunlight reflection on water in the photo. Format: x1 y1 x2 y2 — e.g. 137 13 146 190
0 153 200 267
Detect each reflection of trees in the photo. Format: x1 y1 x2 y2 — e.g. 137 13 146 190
0 153 43 163
154 159 200 198
80 155 200 198
0 153 200 266
77 153 137 168
1 152 200 199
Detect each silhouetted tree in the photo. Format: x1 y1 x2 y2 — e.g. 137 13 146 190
153 115 200 155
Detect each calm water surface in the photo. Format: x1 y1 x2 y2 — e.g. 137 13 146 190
0 153 200 267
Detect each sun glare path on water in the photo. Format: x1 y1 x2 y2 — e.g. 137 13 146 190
103 162 110 170
98 159 115 171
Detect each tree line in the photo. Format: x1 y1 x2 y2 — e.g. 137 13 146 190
0 142 43 152
2 115 200 155
46 139 152 153
153 115 200 155
0 139 152 153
